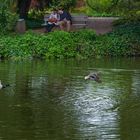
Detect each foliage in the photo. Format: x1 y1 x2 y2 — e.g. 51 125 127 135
86 0 140 17
86 8 116 17
72 6 116 17
113 0 140 15
86 0 113 13
0 0 17 11
93 23 140 57
60 0 77 10
28 8 49 19
72 6 88 14
0 5 18 34
49 0 76 10
0 29 96 59
113 14 140 26
0 24 140 59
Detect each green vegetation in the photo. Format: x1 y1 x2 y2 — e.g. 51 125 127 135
49 0 76 10
0 22 140 59
0 30 96 59
93 23 140 57
0 0 140 60
86 0 140 17
0 1 18 34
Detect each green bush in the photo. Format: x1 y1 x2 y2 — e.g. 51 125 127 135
0 24 140 59
86 0 140 17
86 0 112 13
0 7 18 34
28 8 49 19
113 15 140 26
93 23 140 57
0 29 96 59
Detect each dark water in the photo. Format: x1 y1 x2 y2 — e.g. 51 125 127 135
0 58 140 140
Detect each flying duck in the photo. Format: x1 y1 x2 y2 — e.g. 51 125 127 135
84 73 102 83
0 80 10 89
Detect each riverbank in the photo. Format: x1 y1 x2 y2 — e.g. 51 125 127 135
0 22 140 59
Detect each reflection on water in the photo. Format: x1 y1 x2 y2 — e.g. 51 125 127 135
0 58 140 140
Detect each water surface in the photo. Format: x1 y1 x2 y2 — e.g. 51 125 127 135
0 58 140 140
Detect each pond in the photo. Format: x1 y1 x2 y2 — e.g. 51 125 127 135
0 58 140 140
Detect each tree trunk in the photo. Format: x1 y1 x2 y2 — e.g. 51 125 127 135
17 0 32 19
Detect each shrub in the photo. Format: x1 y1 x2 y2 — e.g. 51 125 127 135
0 24 140 59
0 7 18 34
0 30 96 59
86 0 140 17
86 0 112 13
93 22 140 57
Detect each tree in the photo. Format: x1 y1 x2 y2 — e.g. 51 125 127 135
17 0 32 19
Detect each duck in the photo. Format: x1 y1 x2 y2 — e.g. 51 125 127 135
0 80 10 89
84 72 102 83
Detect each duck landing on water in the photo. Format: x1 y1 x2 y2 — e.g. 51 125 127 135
84 73 102 83
0 80 10 89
